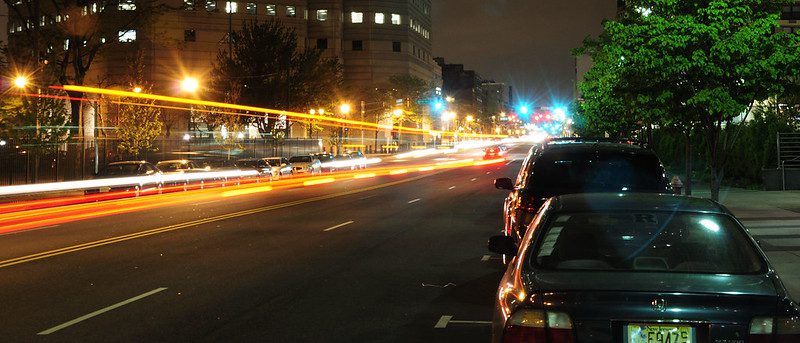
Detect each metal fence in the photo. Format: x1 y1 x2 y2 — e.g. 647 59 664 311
0 137 323 186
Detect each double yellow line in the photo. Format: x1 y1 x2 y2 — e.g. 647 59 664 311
0 173 435 269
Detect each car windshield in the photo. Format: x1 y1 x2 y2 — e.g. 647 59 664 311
532 211 765 274
265 159 281 166
528 150 667 197
157 163 186 172
101 164 139 176
237 160 261 168
289 156 311 163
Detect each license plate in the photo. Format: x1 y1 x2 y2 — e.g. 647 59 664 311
626 323 693 343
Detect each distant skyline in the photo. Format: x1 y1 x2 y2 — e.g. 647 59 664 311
431 0 616 108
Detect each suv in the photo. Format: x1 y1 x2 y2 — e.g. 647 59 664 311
494 138 671 244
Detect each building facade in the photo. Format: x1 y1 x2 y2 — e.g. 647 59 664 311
6 0 440 139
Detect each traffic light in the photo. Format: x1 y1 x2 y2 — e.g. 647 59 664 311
519 105 529 115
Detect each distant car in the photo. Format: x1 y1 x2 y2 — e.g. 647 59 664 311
483 145 507 160
288 155 322 174
87 161 163 194
313 153 337 172
494 138 671 244
488 193 799 343
237 158 273 181
156 159 205 173
347 151 367 169
265 157 293 179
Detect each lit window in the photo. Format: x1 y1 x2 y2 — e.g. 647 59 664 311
101 37 106 43
391 13 401 25
374 12 384 24
118 30 137 42
245 2 256 14
56 15 62 22
82 6 88 15
316 9 327 21
91 3 98 13
225 1 237 13
64 14 69 21
287 5 296 17
40 16 45 26
9 26 14 34
64 39 69 50
304 9 308 19
118 0 136 11
184 0 194 10
266 4 276 15
206 0 216 12
351 12 363 23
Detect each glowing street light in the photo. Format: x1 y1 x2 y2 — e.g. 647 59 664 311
309 109 317 115
519 105 530 115
183 133 191 141
392 108 403 117
0 140 6 146
181 77 199 93
13 75 28 89
339 103 352 115
441 110 456 122
133 86 143 93
318 108 326 115
466 115 475 122
445 96 455 103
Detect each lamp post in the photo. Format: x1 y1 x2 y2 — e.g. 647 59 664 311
338 103 351 154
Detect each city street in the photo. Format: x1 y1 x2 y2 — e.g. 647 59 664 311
0 147 526 342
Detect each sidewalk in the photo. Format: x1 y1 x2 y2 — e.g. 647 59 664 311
693 186 800 220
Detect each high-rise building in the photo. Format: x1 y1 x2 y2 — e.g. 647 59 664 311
780 2 800 33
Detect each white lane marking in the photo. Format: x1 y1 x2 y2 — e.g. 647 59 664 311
195 200 221 206
38 287 168 335
407 198 421 204
481 255 491 261
434 315 453 329
358 194 377 200
434 315 492 329
470 178 477 181
448 186 456 190
486 172 491 175
505 159 516 166
323 220 355 232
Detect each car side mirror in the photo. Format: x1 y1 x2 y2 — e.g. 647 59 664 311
494 177 514 190
488 235 517 256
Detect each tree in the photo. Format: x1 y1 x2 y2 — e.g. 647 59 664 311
211 19 341 138
576 0 800 200
4 0 162 131
115 53 162 159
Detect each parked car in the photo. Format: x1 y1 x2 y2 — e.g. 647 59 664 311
333 154 354 171
87 161 163 194
313 153 337 172
265 157 293 179
237 158 273 181
494 138 671 244
347 150 367 169
288 155 322 174
156 159 205 173
487 193 798 343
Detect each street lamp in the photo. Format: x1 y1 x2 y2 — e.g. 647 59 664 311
339 103 352 115
133 86 143 93
181 77 200 93
392 108 403 117
13 75 28 89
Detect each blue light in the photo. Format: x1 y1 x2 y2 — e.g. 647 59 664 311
519 106 529 115
433 101 444 111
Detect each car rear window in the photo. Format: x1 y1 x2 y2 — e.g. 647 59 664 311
528 151 667 197
290 156 311 163
531 212 765 274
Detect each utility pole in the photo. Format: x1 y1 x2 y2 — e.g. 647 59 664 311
360 100 365 151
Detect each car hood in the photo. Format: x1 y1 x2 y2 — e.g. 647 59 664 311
524 270 779 297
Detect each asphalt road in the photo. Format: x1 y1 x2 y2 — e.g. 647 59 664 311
0 147 528 342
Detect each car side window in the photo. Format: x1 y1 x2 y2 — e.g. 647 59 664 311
282 158 289 165
516 147 539 188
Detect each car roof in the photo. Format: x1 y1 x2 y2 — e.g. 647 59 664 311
550 193 729 215
157 160 188 164
108 161 147 165
542 142 653 155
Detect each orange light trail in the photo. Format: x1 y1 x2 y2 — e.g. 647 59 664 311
60 85 507 139
0 157 503 234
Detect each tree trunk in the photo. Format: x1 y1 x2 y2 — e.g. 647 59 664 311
684 131 692 196
707 127 722 201
33 153 40 183
66 90 83 135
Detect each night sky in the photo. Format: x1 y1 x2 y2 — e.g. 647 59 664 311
432 0 616 108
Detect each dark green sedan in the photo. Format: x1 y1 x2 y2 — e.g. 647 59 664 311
488 193 800 343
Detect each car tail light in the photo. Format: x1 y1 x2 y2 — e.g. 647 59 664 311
749 317 800 343
503 309 574 343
